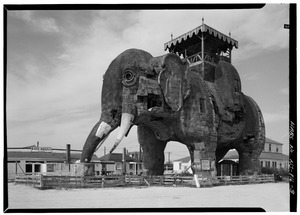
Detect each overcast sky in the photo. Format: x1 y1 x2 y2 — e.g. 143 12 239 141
6 4 290 160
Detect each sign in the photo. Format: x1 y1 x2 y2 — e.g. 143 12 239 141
201 160 210 170
31 147 52 152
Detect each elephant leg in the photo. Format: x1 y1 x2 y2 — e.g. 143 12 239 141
187 140 217 187
138 124 167 176
237 140 261 175
237 95 265 175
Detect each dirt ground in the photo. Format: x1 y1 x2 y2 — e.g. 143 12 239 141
6 182 290 212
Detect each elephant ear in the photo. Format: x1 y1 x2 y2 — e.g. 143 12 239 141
158 54 188 111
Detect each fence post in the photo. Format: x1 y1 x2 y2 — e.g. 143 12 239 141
101 177 104 188
40 174 44 188
160 176 163 185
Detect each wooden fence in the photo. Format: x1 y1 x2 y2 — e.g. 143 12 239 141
14 174 275 189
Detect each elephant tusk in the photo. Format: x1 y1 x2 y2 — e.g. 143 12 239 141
95 121 112 138
109 113 134 153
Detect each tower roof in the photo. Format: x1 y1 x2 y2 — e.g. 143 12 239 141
164 23 238 56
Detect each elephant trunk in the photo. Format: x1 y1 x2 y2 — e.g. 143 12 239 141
80 121 110 162
80 111 120 162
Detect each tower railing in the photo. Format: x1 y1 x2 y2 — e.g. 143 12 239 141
185 51 231 67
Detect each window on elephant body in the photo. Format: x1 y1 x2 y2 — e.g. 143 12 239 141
199 98 206 113
147 94 162 109
234 79 240 92
137 96 146 103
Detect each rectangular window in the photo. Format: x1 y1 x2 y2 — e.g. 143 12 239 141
199 98 206 113
269 144 272 152
129 164 134 170
26 164 32 173
34 164 41 173
179 163 182 170
276 147 278 152
116 163 122 170
260 161 263 167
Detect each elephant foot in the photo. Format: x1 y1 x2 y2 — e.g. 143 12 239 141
138 125 167 176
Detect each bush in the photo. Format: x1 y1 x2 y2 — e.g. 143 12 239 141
261 167 278 174
261 167 289 176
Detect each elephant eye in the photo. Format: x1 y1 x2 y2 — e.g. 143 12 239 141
124 71 134 81
122 70 137 86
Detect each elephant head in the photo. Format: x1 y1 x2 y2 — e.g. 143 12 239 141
80 49 189 162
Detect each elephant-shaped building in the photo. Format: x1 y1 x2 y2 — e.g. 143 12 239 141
80 20 265 183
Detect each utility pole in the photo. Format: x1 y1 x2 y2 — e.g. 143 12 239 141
66 144 71 171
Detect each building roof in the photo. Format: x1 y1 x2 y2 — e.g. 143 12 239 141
99 153 138 163
259 152 289 161
174 156 190 163
7 151 98 162
222 150 289 161
164 23 238 55
265 137 283 145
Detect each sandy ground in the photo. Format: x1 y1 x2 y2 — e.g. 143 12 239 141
7 182 289 212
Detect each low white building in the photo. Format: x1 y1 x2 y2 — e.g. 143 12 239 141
173 156 192 174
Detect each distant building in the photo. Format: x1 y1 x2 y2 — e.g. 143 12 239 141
6 145 98 180
260 138 289 169
173 157 192 174
173 138 289 176
99 153 143 175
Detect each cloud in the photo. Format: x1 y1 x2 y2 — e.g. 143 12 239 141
10 11 60 33
240 72 260 81
263 112 289 124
